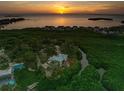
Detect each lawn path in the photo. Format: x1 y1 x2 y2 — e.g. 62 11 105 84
78 48 89 75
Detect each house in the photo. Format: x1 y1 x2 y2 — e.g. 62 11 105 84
0 63 24 87
0 68 13 86
48 54 68 67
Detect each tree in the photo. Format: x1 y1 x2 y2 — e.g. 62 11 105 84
23 51 37 69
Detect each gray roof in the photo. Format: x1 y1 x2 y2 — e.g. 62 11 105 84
48 54 68 62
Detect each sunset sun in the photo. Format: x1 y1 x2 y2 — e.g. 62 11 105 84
58 6 65 14
55 5 66 14
59 10 64 14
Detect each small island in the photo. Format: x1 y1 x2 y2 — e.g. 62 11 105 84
88 17 113 21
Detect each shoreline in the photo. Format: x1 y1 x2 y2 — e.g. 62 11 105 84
1 25 124 36
1 25 124 30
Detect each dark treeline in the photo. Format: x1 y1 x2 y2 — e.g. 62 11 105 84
1 24 124 36
22 26 92 32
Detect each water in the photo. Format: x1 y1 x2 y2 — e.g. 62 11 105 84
1 14 124 30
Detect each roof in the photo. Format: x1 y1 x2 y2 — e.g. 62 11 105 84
0 68 12 77
48 54 68 62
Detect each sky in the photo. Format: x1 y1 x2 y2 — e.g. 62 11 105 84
0 1 124 15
